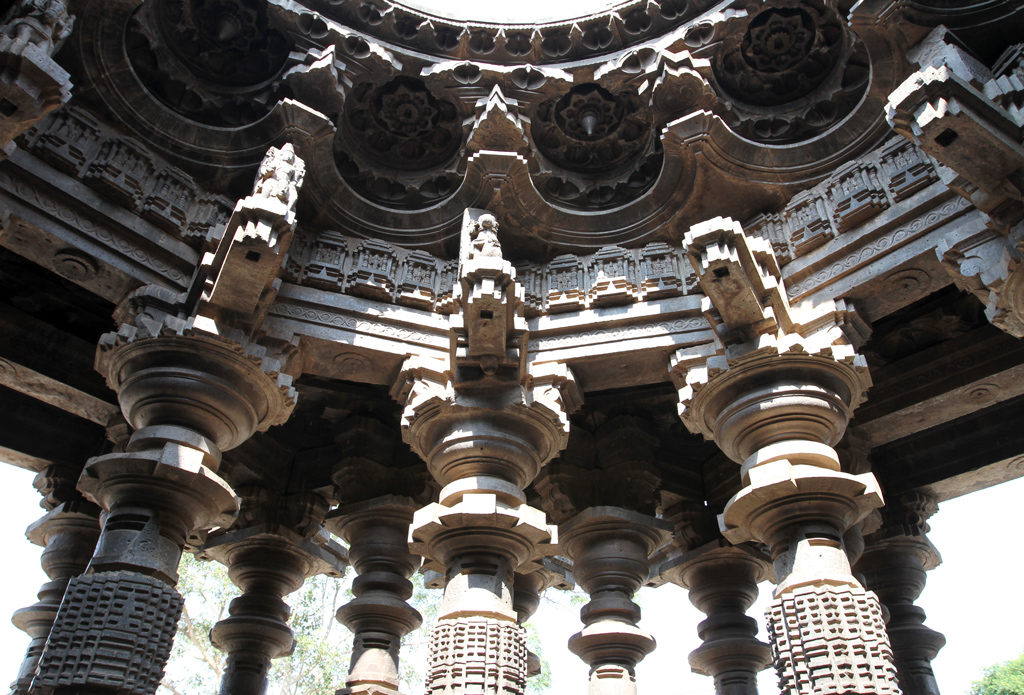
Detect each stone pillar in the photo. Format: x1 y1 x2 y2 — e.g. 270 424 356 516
660 503 771 695
399 392 570 695
857 491 945 695
560 507 670 695
327 496 422 695
391 208 579 695
201 488 346 695
672 217 899 695
8 462 100 695
30 303 296 695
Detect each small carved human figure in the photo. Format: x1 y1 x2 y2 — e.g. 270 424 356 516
253 142 305 210
469 213 502 260
2 0 74 55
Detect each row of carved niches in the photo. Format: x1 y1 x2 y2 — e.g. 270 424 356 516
19 106 233 244
334 76 462 207
125 0 293 126
710 0 869 143
746 136 940 269
316 0 719 64
284 230 703 315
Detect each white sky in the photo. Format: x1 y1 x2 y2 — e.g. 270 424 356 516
398 0 625 23
1 462 1021 694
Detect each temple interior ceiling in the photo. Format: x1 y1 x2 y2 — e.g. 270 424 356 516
56 0 932 258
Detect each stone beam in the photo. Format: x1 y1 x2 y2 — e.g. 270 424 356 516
871 392 1024 498
0 387 107 471
856 361 1024 446
0 357 117 425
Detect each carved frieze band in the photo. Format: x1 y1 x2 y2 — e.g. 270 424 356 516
18 106 233 242
285 230 698 317
280 135 944 317
747 137 941 268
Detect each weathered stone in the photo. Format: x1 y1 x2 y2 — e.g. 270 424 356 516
3 4 1024 694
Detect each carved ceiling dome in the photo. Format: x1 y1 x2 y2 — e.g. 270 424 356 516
710 1 870 144
533 84 652 173
715 3 843 107
125 0 292 126
345 77 461 171
156 0 291 85
334 76 462 208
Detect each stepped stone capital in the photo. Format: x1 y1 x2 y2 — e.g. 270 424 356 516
411 495 554 580
672 217 871 463
98 286 297 451
391 355 576 490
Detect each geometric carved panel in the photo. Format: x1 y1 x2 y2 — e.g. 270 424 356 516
33 571 183 695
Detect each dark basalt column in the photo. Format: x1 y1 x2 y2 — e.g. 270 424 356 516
328 497 422 695
857 492 945 695
30 331 295 695
9 462 101 695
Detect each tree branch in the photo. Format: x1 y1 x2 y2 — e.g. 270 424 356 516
180 602 224 678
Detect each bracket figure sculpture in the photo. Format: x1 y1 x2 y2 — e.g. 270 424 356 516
449 210 528 385
670 217 899 695
392 208 580 695
0 0 74 151
195 142 306 330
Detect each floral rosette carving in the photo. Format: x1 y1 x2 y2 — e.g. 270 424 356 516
711 0 870 143
335 76 463 208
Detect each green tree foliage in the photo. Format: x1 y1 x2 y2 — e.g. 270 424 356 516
971 652 1024 695
159 553 560 694
159 553 358 695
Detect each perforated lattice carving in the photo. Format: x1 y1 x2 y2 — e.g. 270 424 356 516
768 584 899 695
33 571 183 695
426 617 528 695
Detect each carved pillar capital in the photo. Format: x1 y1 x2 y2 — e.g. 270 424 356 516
392 356 575 493
560 507 671 695
672 217 897 695
97 296 297 451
